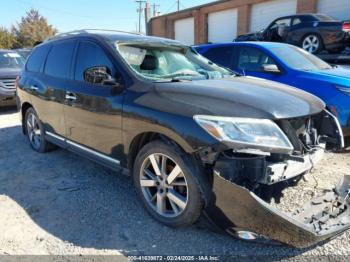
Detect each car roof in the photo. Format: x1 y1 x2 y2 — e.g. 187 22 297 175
195 41 288 49
44 29 184 46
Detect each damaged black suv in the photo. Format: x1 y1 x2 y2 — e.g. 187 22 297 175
17 30 348 247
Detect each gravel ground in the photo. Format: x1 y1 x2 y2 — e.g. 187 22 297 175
0 107 350 259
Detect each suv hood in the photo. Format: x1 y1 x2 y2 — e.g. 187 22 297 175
0 68 21 79
153 76 325 120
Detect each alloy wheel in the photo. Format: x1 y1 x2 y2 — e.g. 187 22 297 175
302 35 320 53
26 112 41 150
140 153 188 218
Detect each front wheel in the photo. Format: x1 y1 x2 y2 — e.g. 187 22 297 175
133 140 203 227
301 34 323 54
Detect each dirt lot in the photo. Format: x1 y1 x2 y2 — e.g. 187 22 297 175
0 107 350 258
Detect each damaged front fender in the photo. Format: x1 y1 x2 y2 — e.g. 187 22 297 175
204 173 350 248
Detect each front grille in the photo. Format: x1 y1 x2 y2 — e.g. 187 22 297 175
0 78 16 89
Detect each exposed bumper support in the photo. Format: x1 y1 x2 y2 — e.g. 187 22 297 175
204 174 350 248
264 147 325 185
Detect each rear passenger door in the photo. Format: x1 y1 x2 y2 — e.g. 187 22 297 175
63 39 124 166
31 40 76 140
201 46 235 69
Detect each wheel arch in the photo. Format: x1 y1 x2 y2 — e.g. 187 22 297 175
21 102 33 134
127 131 192 173
301 32 324 46
127 131 213 207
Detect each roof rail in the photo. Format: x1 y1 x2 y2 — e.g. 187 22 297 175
45 29 144 42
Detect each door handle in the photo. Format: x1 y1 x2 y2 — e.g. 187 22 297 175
29 85 39 91
65 92 77 101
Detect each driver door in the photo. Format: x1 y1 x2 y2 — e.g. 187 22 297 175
63 40 125 166
264 17 292 42
234 46 284 82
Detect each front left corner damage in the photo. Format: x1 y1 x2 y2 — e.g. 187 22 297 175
204 172 350 248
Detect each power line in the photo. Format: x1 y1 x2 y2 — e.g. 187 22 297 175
14 0 133 21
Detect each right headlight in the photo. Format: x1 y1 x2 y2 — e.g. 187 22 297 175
194 115 294 154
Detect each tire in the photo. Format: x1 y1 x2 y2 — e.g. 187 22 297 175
133 140 203 228
301 34 323 54
24 107 55 153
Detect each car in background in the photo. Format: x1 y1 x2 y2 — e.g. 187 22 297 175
0 50 25 106
195 42 350 136
16 30 348 247
235 14 350 54
14 48 32 60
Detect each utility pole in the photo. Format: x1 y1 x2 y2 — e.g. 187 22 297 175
144 1 151 34
176 0 180 11
152 3 160 17
135 0 146 33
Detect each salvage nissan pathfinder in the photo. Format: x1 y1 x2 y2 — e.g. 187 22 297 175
16 30 349 248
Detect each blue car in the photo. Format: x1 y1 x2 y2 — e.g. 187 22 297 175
195 42 350 136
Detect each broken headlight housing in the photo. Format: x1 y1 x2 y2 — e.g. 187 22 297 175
194 115 294 154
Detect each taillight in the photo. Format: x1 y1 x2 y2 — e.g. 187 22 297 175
343 22 350 32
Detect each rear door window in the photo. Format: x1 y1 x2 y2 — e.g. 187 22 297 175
202 46 234 68
26 45 51 72
74 41 115 82
44 40 76 79
237 46 277 72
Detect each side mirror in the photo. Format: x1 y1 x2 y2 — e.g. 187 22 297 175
84 66 113 85
262 64 281 74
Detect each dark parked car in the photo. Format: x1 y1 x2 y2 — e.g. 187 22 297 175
0 50 25 106
17 30 349 247
235 14 350 54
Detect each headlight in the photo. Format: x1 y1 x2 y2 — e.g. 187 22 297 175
336 85 350 96
194 115 293 154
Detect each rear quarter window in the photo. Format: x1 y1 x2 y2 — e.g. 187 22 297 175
26 45 51 72
44 40 76 79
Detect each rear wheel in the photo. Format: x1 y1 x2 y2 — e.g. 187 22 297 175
25 108 55 153
133 140 203 227
301 34 323 54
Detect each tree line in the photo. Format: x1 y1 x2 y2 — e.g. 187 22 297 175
0 9 57 49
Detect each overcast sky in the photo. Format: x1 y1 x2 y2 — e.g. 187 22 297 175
2 0 216 33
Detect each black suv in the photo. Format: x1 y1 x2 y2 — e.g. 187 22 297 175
17 30 349 247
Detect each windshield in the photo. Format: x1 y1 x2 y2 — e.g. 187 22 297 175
269 45 332 71
0 52 25 69
114 42 233 81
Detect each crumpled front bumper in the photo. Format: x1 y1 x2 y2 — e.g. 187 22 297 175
204 173 350 248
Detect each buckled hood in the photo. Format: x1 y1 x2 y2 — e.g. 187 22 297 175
153 76 325 120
